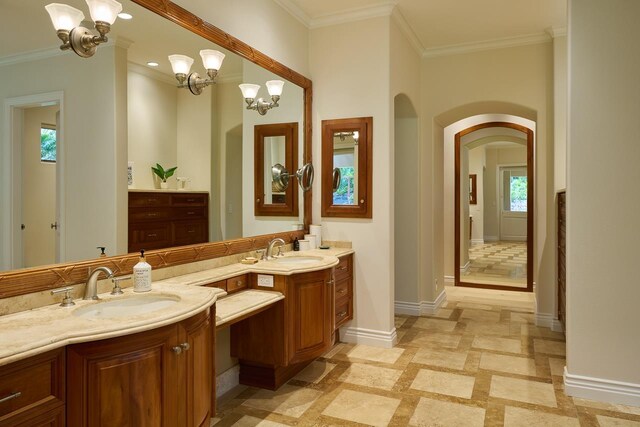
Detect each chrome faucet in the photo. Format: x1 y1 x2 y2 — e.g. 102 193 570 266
266 238 285 260
84 267 113 300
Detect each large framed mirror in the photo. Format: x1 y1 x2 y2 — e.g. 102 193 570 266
254 122 298 216
0 0 312 297
321 117 372 218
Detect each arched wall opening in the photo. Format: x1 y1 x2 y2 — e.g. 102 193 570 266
393 93 421 315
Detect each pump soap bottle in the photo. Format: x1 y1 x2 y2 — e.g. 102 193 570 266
133 249 152 292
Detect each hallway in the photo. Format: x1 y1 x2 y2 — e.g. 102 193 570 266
212 288 640 426
462 241 527 288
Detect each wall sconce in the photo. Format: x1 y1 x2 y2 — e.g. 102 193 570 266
239 80 284 115
45 0 122 58
335 131 359 144
168 50 225 95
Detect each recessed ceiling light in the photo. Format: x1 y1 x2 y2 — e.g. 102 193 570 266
147 61 159 67
118 12 133 20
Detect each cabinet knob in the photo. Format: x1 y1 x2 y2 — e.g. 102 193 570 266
360 199 365 204
327 279 334 285
337 265 347 271
171 346 183 354
337 311 348 318
338 288 347 294
180 342 190 351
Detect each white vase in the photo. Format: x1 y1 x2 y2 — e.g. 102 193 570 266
160 182 169 189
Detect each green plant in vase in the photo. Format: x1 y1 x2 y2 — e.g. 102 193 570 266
151 163 177 189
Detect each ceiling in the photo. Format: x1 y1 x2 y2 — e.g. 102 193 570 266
278 0 567 52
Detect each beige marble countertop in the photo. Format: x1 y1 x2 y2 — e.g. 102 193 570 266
216 290 284 327
155 247 354 288
0 283 220 367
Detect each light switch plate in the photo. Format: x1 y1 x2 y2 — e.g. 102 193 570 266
257 274 274 288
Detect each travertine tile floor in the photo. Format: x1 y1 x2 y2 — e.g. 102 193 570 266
462 241 527 288
211 287 640 426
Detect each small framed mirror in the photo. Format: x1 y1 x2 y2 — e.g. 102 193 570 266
321 117 372 218
254 122 299 216
469 174 477 204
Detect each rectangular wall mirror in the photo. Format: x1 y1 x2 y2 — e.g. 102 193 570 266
321 117 372 218
254 122 298 216
0 0 312 297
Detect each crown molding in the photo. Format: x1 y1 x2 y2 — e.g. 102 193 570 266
310 2 396 29
391 7 425 56
0 46 64 68
272 0 311 28
423 32 552 59
546 26 567 38
128 61 176 85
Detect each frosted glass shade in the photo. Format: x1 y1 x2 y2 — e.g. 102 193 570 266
168 54 194 75
45 3 85 31
85 0 122 25
200 50 225 71
239 84 261 99
266 80 284 97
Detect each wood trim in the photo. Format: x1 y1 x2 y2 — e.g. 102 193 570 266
254 123 299 217
454 121 534 292
0 0 313 300
321 117 373 218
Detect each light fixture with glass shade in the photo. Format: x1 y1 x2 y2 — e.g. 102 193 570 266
168 49 225 95
239 80 285 115
45 0 122 58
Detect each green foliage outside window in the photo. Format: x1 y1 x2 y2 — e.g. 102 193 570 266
41 127 56 162
510 176 527 212
333 166 355 205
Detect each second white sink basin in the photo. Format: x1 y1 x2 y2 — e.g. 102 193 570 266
73 294 181 319
270 256 324 265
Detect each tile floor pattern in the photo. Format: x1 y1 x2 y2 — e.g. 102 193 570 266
211 289 640 426
462 241 527 288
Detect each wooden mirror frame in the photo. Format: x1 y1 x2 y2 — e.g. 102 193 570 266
254 123 299 216
321 117 373 218
0 0 312 299
469 174 477 205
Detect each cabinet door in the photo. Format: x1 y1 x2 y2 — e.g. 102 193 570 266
288 269 333 364
67 324 180 427
178 309 213 427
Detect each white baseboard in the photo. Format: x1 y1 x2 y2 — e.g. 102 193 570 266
471 239 485 245
485 235 498 242
564 367 640 406
535 312 564 332
341 326 398 348
216 364 239 398
394 289 447 317
444 275 454 284
460 261 470 274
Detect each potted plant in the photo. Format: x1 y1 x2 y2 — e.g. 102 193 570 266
151 163 177 189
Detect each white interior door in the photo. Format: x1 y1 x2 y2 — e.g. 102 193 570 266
499 166 527 241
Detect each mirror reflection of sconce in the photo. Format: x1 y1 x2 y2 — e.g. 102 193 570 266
332 168 341 192
272 163 314 192
168 50 225 95
239 81 284 115
45 0 123 58
335 131 359 144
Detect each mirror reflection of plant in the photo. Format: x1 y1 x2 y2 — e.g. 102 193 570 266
151 163 178 183
333 166 355 205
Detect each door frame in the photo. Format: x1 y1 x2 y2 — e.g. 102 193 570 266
2 92 65 269
454 121 534 292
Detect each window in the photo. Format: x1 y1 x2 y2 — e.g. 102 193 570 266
333 166 355 205
40 125 56 162
502 168 527 212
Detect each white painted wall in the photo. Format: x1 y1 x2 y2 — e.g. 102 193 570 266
565 0 640 405
177 88 212 192
553 35 567 192
423 43 556 320
22 106 58 267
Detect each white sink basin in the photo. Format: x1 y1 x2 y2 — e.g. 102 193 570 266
270 256 324 265
73 294 181 319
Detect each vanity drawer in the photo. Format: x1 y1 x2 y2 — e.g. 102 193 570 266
334 254 353 281
129 193 171 207
335 276 351 300
129 207 172 221
171 193 208 206
0 349 65 423
335 297 352 329
205 280 228 292
173 206 207 219
128 223 172 251
173 220 208 245
226 274 248 294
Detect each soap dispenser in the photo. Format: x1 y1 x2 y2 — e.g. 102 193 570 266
133 249 152 292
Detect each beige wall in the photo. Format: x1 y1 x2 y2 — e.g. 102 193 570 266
468 146 485 243
177 88 212 192
553 35 567 192
565 0 640 404
423 42 556 320
22 106 58 267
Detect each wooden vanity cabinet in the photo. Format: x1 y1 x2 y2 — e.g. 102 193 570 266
67 308 214 427
334 254 354 330
231 268 333 389
0 348 65 427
